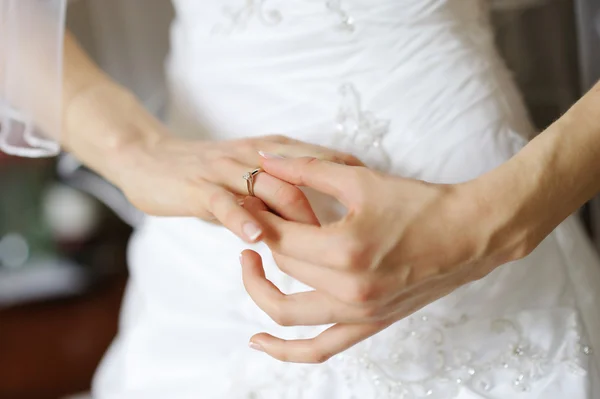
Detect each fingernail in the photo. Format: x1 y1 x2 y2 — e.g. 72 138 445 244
258 151 285 159
249 341 264 352
239 252 244 265
243 222 262 241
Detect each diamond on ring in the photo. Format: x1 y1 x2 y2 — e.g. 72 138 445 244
243 168 262 196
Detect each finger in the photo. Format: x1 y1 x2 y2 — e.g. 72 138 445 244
273 252 394 306
202 184 263 243
240 250 372 325
273 251 460 323
212 157 259 196
248 285 459 364
249 321 392 363
252 173 319 225
251 209 355 270
264 139 365 167
384 270 465 318
243 196 269 212
209 155 318 225
259 156 361 206
230 135 364 169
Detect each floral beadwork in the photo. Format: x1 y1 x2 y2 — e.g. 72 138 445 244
213 1 357 34
325 0 355 31
212 0 282 34
334 83 391 171
332 313 591 399
242 312 590 398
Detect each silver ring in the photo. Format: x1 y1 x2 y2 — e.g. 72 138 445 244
243 168 262 196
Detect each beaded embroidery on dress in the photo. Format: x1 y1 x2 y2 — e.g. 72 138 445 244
211 0 355 34
211 0 283 34
92 1 600 398
334 83 391 171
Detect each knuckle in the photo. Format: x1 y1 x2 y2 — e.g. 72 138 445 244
336 235 373 270
346 154 363 166
264 134 289 143
305 156 322 167
343 168 368 202
469 264 491 282
236 139 256 153
183 180 217 220
208 190 228 210
214 156 238 171
317 152 339 163
308 348 332 364
189 198 214 220
269 299 293 327
276 186 306 208
223 207 242 228
276 352 292 363
359 303 383 320
346 165 365 180
345 279 377 304
196 209 216 222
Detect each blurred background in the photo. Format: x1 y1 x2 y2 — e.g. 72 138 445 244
1 0 600 398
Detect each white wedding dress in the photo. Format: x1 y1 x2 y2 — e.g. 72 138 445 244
81 0 600 398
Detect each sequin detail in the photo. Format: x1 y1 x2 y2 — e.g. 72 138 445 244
334 313 591 398
243 313 590 398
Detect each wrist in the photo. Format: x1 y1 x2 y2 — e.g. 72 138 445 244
451 175 529 269
469 91 600 264
63 82 167 185
466 165 539 265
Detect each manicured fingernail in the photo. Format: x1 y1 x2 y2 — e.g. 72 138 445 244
249 341 264 352
243 222 262 241
258 151 285 159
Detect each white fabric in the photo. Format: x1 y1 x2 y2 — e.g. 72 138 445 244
0 0 65 157
93 1 600 398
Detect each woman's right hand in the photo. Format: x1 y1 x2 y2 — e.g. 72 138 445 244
111 132 363 243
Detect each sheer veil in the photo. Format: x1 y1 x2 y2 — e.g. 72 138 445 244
0 0 66 157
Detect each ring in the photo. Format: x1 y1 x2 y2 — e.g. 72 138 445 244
243 168 263 196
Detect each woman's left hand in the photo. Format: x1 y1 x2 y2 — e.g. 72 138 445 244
239 156 533 363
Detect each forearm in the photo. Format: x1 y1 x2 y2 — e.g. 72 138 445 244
61 32 165 184
478 81 600 259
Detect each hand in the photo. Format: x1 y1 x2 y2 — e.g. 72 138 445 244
110 134 362 242
240 157 528 363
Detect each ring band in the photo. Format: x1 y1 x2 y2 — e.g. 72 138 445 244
243 168 263 196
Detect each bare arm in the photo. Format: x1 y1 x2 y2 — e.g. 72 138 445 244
47 32 362 242
478 81 600 257
60 31 164 185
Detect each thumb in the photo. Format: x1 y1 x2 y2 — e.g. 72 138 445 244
259 156 354 204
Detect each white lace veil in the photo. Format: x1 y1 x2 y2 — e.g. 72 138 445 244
0 0 66 157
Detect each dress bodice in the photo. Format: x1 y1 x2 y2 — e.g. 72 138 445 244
166 0 532 176
171 0 489 34
91 1 600 398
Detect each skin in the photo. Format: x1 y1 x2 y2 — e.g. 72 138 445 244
241 81 600 363
20 30 600 366
58 32 362 242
